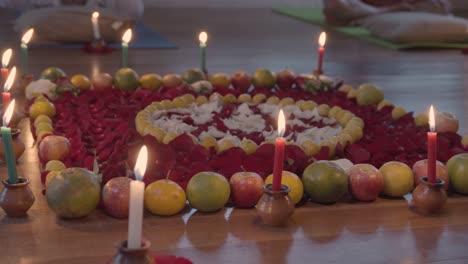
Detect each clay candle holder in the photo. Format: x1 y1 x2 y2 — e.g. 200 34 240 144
412 177 447 215
256 183 295 227
84 39 110 54
110 239 155 264
0 177 35 217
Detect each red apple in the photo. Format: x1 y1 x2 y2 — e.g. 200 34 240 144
102 177 132 218
349 164 384 202
435 112 459 133
230 71 251 93
92 73 113 91
412 159 449 190
38 135 71 162
276 69 296 90
229 171 264 208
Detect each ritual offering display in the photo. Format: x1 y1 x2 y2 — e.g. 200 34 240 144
24 63 467 223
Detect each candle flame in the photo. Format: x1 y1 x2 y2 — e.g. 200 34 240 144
21 28 34 44
429 105 435 132
134 145 148 181
2 49 12 68
199 31 208 44
4 66 16 92
318 32 327 47
122 28 132 43
3 99 15 127
277 109 286 137
92 11 99 19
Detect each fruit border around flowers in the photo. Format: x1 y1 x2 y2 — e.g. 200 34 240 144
28 67 468 194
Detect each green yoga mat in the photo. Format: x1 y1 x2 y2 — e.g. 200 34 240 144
273 7 468 50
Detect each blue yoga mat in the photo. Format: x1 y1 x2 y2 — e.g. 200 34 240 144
30 22 176 49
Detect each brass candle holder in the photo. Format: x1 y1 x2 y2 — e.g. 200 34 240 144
0 177 35 217
110 239 155 264
256 184 295 227
412 177 447 215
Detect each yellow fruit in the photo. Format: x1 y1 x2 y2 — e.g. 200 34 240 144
181 94 196 105
337 111 354 126
338 133 352 147
139 73 163 90
339 84 352 93
143 126 165 142
237 94 252 103
29 101 56 119
301 141 320 156
144 179 186 216
347 88 358 99
252 94 266 104
200 136 219 152
34 115 52 127
356 84 384 106
172 97 188 108
377 100 393 111
208 73 230 88
414 113 429 127
462 135 468 147
265 171 304 205
196 95 208 105
328 106 342 119
279 97 295 107
392 107 406 120
35 122 54 135
70 74 92 90
300 101 316 111
344 123 364 143
347 117 365 129
45 171 59 187
36 131 53 142
209 92 223 102
34 95 49 103
218 138 236 152
239 139 257 155
163 132 178 144
266 96 280 104
317 104 330 117
45 160 66 172
223 94 237 104
160 99 174 109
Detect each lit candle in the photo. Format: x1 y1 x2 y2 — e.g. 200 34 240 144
21 28 34 75
128 145 148 249
272 109 286 191
199 31 208 73
316 32 327 75
121 29 132 68
1 48 12 85
427 105 437 184
2 67 16 114
1 99 18 184
91 12 101 40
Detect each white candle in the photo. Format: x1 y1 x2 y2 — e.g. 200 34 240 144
127 146 148 249
91 12 101 40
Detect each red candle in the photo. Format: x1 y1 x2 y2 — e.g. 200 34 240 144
1 68 8 87
1 48 12 88
2 67 16 114
316 32 326 74
272 109 286 191
427 105 437 184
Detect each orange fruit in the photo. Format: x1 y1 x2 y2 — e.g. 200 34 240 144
139 74 162 90
144 179 186 216
265 171 304 204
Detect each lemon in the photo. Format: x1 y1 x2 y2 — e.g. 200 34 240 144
218 138 236 152
239 139 257 155
377 100 393 111
392 107 406 120
279 97 294 107
29 101 56 119
139 73 162 90
237 94 252 103
34 115 52 127
265 171 304 205
45 160 66 172
181 94 196 104
356 84 384 106
162 132 178 144
317 104 330 117
223 94 237 104
144 179 186 216
200 136 219 152
172 97 188 108
414 113 429 127
301 140 320 156
70 74 91 90
196 95 208 105
266 96 280 104
35 122 53 135
300 101 316 111
252 93 266 104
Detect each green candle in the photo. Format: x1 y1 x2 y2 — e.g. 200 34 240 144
21 28 34 76
122 29 132 68
21 43 28 75
199 32 208 73
1 99 18 184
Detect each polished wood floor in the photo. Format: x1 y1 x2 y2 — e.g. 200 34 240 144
0 6 467 264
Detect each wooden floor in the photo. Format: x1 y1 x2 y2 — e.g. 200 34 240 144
0 6 467 264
